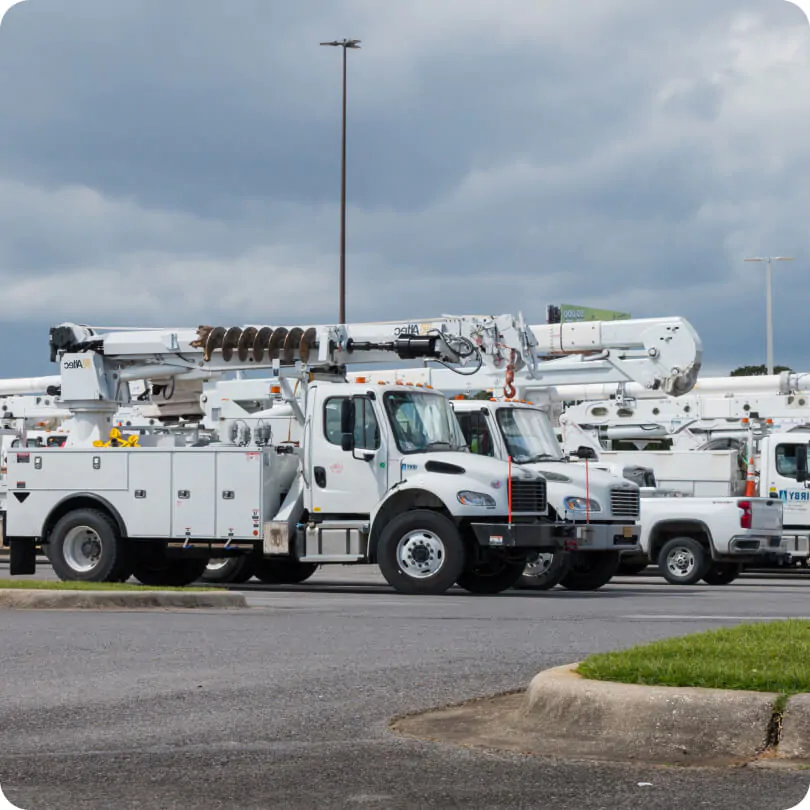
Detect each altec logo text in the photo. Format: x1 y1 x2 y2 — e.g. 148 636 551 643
62 359 90 370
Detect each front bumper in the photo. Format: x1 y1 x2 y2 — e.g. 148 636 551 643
566 523 640 552
470 521 573 552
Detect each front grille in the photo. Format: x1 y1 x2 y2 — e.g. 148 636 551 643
610 487 640 518
509 480 548 514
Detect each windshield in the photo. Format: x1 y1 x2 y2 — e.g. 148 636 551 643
384 391 468 454
496 407 563 463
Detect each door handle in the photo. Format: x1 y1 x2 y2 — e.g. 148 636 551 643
314 466 326 488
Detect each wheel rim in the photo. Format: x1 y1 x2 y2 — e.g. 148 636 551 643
524 552 555 578
396 529 445 579
666 546 695 579
206 558 231 572
62 526 103 573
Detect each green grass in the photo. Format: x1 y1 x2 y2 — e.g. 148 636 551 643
0 578 219 592
577 620 810 695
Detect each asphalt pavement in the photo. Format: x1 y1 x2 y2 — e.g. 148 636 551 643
2 563 810 809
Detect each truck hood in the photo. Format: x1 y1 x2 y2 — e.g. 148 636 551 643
398 451 544 488
520 461 636 493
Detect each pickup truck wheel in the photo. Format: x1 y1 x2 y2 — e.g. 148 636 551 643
202 556 255 584
49 509 131 582
659 536 711 585
515 551 570 590
559 550 620 591
377 509 465 595
132 555 210 587
253 559 318 584
702 562 742 586
456 552 526 594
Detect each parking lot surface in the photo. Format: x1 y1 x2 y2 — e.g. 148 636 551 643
2 563 810 809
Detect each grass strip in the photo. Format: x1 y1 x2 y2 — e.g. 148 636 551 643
0 578 219 592
577 620 810 695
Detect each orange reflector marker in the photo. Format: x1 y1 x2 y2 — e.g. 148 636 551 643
355 376 367 383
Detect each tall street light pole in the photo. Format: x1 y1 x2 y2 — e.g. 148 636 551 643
744 255 793 375
320 38 361 325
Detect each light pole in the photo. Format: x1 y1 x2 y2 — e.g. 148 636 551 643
320 38 361 325
744 256 793 375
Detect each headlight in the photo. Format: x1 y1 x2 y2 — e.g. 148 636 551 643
563 496 601 513
457 490 496 508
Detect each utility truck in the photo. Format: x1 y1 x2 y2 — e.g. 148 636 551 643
340 316 706 589
553 377 795 581
3 314 583 594
202 314 704 590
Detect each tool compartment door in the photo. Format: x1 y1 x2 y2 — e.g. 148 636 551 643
171 451 216 538
215 450 264 540
126 451 172 538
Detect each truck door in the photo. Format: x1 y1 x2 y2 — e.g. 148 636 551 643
307 393 387 517
455 409 498 458
767 439 810 529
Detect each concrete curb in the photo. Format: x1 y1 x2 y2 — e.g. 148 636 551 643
393 663 810 767
0 588 248 610
520 664 777 765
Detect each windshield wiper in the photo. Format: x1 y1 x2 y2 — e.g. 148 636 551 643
424 441 454 450
514 453 557 463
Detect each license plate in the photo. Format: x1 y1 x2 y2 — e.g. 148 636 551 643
489 535 503 545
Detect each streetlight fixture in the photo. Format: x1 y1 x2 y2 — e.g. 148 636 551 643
743 255 793 375
320 38 361 325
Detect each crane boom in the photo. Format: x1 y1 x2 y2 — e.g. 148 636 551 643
345 316 703 399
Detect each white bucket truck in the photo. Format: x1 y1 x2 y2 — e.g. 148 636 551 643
3 315 578 594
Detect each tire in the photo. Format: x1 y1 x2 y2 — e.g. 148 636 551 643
202 556 255 584
456 552 526 595
617 559 649 576
702 562 742 586
48 509 132 582
658 536 711 585
253 559 318 585
131 551 210 587
559 550 620 591
515 551 570 590
376 509 465 595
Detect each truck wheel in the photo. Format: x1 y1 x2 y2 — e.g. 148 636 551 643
202 556 255 584
659 536 711 585
253 559 318 584
559 550 620 591
456 552 526 594
132 554 210 587
377 509 465 595
49 509 131 582
618 559 649 576
702 562 742 586
515 551 570 590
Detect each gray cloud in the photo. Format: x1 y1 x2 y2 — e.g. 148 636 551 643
0 0 806 379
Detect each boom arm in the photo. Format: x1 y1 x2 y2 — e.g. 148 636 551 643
345 317 703 400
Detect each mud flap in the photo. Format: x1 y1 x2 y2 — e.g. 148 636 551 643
9 539 36 575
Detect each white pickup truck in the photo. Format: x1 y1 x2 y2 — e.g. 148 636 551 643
616 490 784 585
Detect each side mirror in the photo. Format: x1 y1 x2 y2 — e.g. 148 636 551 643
340 399 355 452
797 444 808 483
576 446 596 460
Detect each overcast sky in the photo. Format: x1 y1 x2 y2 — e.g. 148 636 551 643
0 0 807 377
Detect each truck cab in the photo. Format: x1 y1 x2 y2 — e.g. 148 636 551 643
759 431 810 563
449 399 641 590
281 382 571 594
